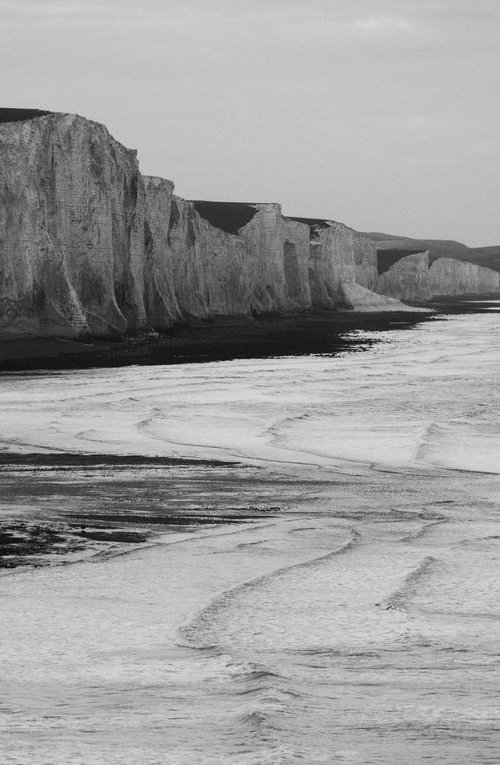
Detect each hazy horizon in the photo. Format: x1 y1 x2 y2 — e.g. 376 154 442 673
2 0 499 246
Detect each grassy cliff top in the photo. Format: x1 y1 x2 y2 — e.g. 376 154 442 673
0 108 53 124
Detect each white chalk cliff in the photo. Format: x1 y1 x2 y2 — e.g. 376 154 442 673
0 111 497 339
375 251 500 302
0 113 145 337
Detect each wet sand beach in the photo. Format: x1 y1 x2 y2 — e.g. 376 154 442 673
0 310 430 372
1 307 500 763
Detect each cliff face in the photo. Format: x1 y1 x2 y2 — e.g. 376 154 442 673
143 195 311 320
299 219 379 309
0 112 411 339
239 205 310 313
376 252 500 302
3 110 495 341
162 196 250 318
365 232 500 275
146 195 389 321
164 201 402 318
0 113 145 337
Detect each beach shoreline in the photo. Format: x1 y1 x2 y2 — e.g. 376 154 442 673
0 309 433 372
1 309 499 762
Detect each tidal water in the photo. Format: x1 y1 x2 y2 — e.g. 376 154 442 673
1 311 500 763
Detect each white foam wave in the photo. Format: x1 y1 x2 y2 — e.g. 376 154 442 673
1 314 498 475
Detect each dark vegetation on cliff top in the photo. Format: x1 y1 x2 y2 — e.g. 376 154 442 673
191 201 258 234
377 248 429 275
472 245 500 271
0 108 53 124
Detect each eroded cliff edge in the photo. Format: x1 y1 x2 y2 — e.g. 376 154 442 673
0 111 497 339
375 251 500 302
365 234 500 302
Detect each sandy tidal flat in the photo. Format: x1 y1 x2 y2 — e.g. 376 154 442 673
1 311 500 763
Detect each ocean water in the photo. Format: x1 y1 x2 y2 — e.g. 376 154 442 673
1 311 500 763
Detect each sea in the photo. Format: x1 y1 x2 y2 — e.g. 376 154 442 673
1 305 500 764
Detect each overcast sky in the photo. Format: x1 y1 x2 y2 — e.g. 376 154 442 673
2 0 499 245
